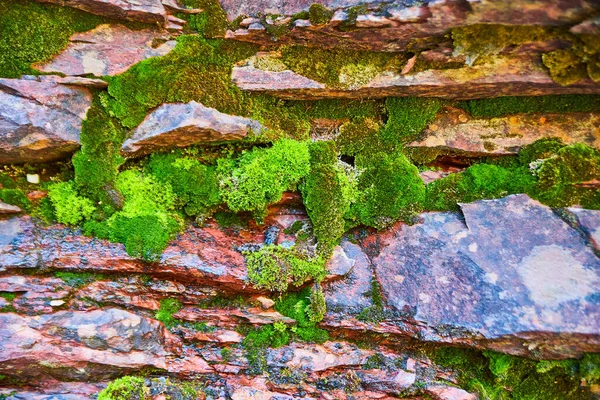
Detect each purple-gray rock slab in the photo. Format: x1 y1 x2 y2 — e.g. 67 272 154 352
34 0 167 25
0 77 92 164
568 208 600 252
373 194 600 358
121 101 264 156
35 24 176 77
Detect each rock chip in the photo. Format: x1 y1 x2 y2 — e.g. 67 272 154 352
0 202 21 214
35 24 176 77
407 107 600 158
0 77 92 164
35 0 167 25
373 194 600 358
121 101 264 156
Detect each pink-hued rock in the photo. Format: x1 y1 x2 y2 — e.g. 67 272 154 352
35 24 176 77
0 308 211 381
174 306 295 328
232 65 325 91
0 201 21 214
0 276 72 315
0 77 92 164
284 341 372 372
35 0 167 25
407 107 600 158
121 101 264 156
371 194 600 358
426 384 478 400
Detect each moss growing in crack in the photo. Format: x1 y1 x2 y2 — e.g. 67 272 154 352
245 245 326 292
459 95 600 117
106 36 259 128
73 92 127 218
242 323 291 374
300 141 357 252
176 0 229 37
98 376 149 400
357 278 384 323
280 46 400 89
381 97 442 145
274 287 329 343
219 139 310 221
54 271 105 288
308 4 333 25
155 298 183 328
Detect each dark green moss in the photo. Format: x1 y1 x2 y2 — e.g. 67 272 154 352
155 298 183 328
357 278 384 323
308 4 333 25
177 0 229 37
242 324 290 374
459 95 600 118
339 4 368 31
0 189 31 212
381 97 442 145
54 271 104 288
274 287 329 343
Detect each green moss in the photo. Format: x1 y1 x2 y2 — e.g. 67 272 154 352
47 181 96 226
339 4 368 31
155 298 183 328
219 139 310 220
0 189 31 212
336 117 383 157
0 292 16 302
459 95 600 117
147 152 221 217
243 324 290 374
543 34 600 85
54 271 104 288
177 0 229 37
0 0 109 78
245 245 326 292
220 347 232 362
280 46 399 89
98 376 148 400
274 287 329 343
73 93 127 217
381 97 442 145
106 36 259 128
300 141 357 252
308 4 333 25
307 284 326 324
357 278 384 323
452 24 560 65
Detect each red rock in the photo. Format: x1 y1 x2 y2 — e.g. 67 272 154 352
35 24 176 77
121 102 264 157
35 0 167 25
0 276 71 315
174 306 295 328
0 77 92 164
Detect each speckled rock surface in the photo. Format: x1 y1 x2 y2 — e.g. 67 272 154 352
35 0 167 25
0 77 92 164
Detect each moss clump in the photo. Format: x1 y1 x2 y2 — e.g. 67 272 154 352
381 97 442 145
106 36 259 128
300 141 357 252
357 278 385 323
147 152 221 217
452 24 559 65
176 0 229 37
274 287 329 343
0 0 108 78
543 34 600 86
459 95 600 117
245 245 326 292
47 181 96 226
242 323 290 374
0 188 31 212
280 46 399 89
98 376 148 400
54 271 104 288
73 93 127 217
219 139 310 221
308 4 333 25
155 298 183 328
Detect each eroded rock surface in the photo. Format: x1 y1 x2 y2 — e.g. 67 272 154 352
0 77 92 164
35 0 167 25
408 107 600 158
35 24 177 77
121 101 264 156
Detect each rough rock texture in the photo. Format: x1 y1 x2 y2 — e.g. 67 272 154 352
368 194 600 358
35 0 167 25
35 24 177 77
232 54 600 100
121 101 265 156
408 107 600 158
0 77 92 164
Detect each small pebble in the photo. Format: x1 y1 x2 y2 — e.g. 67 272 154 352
26 174 39 184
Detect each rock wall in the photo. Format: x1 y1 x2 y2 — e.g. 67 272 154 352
0 0 600 399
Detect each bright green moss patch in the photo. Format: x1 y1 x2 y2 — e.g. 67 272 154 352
48 181 96 226
308 4 333 25
459 95 600 117
275 287 329 343
245 245 326 292
220 139 310 220
300 141 357 252
357 278 385 323
381 97 442 145
155 298 183 328
98 376 148 400
106 36 259 128
280 46 401 89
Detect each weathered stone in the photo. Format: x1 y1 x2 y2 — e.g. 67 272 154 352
232 65 325 91
372 194 600 358
174 306 295 328
281 342 372 372
0 308 211 383
35 0 167 25
35 24 176 77
0 276 71 315
0 202 21 214
407 107 600 158
426 385 478 400
568 208 600 252
0 77 92 164
121 101 264 156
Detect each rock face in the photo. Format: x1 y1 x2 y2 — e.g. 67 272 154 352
121 101 264 156
407 107 600 158
35 0 167 25
0 77 92 164
369 194 600 358
35 24 177 77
